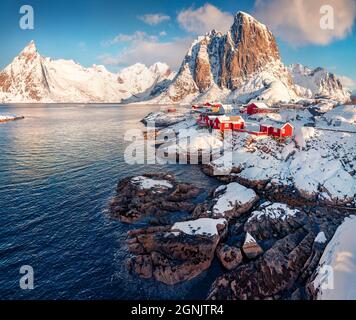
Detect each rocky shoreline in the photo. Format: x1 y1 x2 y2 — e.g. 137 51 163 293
108 171 352 300
0 115 24 123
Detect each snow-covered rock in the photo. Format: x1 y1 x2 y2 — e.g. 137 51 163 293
314 231 327 244
0 114 25 123
313 215 356 300
247 202 300 222
130 176 173 191
212 182 258 217
242 232 263 259
171 218 227 237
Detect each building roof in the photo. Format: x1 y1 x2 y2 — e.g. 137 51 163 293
260 121 294 129
248 102 278 110
215 115 245 123
250 102 269 109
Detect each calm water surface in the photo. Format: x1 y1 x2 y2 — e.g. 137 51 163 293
0 104 220 300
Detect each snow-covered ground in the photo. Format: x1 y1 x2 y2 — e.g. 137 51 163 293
313 215 356 300
153 104 355 205
209 124 355 204
316 105 356 132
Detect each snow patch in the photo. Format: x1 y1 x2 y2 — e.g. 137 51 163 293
131 176 173 190
171 218 227 236
212 182 257 215
314 215 356 300
248 203 300 222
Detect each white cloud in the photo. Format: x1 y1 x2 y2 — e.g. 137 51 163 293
337 75 356 90
138 13 170 25
159 31 167 36
177 3 234 34
101 31 158 46
98 36 192 70
253 0 356 46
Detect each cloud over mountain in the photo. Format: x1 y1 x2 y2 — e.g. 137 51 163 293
177 4 234 34
253 0 356 46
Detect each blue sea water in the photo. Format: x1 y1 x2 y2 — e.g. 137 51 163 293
0 104 221 300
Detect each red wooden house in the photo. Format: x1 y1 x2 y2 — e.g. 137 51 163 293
212 116 245 131
246 102 276 115
260 122 294 138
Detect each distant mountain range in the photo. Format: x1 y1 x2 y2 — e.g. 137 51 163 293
0 41 174 103
0 12 351 104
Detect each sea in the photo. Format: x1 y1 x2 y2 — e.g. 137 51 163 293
0 104 222 300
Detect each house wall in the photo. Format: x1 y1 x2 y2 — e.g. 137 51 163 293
281 124 293 137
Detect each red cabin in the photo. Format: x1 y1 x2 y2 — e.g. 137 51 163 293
246 102 276 115
212 116 245 131
260 122 294 138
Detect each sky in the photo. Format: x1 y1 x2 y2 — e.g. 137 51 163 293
0 0 355 91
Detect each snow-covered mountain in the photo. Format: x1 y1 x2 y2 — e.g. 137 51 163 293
151 11 350 105
289 64 350 101
0 41 174 103
0 14 350 105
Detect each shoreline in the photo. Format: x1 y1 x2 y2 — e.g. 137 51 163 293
106 109 355 300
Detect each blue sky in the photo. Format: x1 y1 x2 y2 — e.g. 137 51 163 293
0 0 355 90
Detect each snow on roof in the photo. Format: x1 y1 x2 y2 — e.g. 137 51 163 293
171 218 227 236
131 176 173 190
313 215 356 300
260 121 294 129
247 203 300 222
250 102 269 109
213 182 257 215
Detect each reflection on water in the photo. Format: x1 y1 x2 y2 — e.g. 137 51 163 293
0 104 220 300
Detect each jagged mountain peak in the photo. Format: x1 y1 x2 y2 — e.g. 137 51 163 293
153 11 349 104
19 40 39 58
22 40 37 52
154 11 284 103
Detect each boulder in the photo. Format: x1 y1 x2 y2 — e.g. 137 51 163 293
126 218 227 285
208 229 317 300
110 173 201 223
216 244 243 270
244 202 308 240
241 232 264 260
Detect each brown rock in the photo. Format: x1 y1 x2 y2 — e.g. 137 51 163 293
208 229 317 300
109 173 201 223
126 219 227 285
216 244 243 270
242 233 263 260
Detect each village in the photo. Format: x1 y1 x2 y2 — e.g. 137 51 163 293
193 101 294 139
